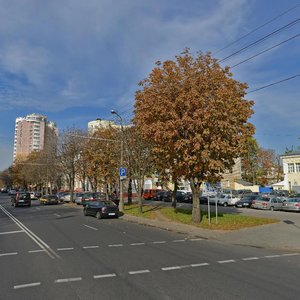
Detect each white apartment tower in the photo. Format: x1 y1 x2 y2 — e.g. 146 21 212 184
13 113 58 161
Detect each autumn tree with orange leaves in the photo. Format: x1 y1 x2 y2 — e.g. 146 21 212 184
134 49 255 223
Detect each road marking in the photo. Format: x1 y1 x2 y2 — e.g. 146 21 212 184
190 263 209 267
83 246 99 249
57 247 74 251
28 249 46 253
129 269 150 275
130 243 145 246
162 266 182 271
55 277 82 283
14 282 41 289
0 252 18 257
0 230 24 235
0 205 59 259
93 273 117 279
108 244 123 247
281 253 299 257
242 257 259 261
218 259 236 264
152 241 166 244
190 238 203 241
172 239 185 242
265 255 281 258
54 213 61 217
83 224 98 231
36 207 41 210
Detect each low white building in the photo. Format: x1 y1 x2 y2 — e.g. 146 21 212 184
280 152 300 192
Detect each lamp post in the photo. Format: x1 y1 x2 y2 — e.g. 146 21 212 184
111 110 125 212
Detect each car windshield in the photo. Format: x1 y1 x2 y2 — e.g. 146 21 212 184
256 197 270 201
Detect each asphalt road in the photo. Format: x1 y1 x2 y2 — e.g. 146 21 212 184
0 193 299 300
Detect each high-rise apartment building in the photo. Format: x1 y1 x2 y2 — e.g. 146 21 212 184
13 113 58 161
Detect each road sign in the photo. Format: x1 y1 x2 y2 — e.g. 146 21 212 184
119 167 127 178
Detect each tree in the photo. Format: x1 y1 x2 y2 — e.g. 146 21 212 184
134 49 254 222
242 138 259 184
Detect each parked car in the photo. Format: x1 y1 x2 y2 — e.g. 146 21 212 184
176 190 192 203
81 192 105 206
8 189 17 196
235 194 260 208
251 196 283 211
11 191 31 207
40 194 59 205
143 189 161 200
282 198 300 212
83 200 119 219
157 190 173 202
1 187 8 193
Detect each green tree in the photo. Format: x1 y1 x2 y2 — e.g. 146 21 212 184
134 49 254 222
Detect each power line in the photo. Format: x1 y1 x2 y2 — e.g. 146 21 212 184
213 3 300 55
231 32 300 68
247 74 300 93
219 17 300 63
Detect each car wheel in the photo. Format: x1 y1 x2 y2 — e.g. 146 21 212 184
83 208 87 216
96 211 102 219
223 202 228 207
270 206 274 211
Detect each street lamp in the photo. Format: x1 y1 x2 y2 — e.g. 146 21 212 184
111 110 125 212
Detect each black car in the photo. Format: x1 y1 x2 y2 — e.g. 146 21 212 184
83 200 119 219
235 195 259 208
152 190 171 202
11 192 31 207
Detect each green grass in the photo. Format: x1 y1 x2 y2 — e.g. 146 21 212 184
124 204 279 230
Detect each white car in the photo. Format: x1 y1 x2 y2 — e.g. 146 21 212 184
216 194 241 207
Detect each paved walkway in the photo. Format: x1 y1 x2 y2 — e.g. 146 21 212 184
123 210 300 251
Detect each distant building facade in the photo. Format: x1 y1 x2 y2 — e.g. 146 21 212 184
280 152 300 192
13 113 58 161
88 119 120 134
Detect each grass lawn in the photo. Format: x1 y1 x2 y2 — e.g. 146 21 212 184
124 204 278 230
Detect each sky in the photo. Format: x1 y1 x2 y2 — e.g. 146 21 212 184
1 0 300 171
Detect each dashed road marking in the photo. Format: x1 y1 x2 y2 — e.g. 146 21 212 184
265 255 281 258
54 213 61 217
130 243 145 246
83 224 98 231
172 239 185 242
83 246 99 249
152 241 166 244
94 273 117 279
218 259 236 264
191 262 209 267
190 238 203 241
281 253 299 257
35 207 41 210
28 249 46 253
55 277 82 283
0 252 18 257
0 230 24 235
14 282 41 289
108 244 123 247
242 257 259 261
129 269 150 275
57 247 74 251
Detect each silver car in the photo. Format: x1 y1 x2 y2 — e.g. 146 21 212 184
251 196 283 211
282 198 300 212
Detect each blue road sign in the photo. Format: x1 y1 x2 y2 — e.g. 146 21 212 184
119 167 127 177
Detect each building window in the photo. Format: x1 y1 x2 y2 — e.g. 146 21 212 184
296 163 300 173
288 163 295 173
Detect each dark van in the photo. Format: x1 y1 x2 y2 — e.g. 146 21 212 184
11 192 31 207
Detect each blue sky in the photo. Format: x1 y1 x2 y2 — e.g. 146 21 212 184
1 0 300 170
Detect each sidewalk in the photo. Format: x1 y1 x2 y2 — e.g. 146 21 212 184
122 211 300 251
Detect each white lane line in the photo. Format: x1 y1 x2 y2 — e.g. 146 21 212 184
36 207 41 210
0 230 24 235
218 259 236 264
265 255 281 258
130 243 145 246
190 238 203 241
83 224 98 231
83 246 99 249
0 252 18 257
172 239 185 243
54 213 61 217
14 282 41 289
281 253 299 257
191 263 209 267
129 270 150 275
55 277 82 283
152 241 166 244
57 247 74 251
108 244 123 247
242 257 259 261
162 266 182 271
94 273 117 279
28 249 46 253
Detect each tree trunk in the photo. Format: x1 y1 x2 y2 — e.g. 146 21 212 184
190 179 202 223
172 181 178 209
137 178 143 214
128 178 132 205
